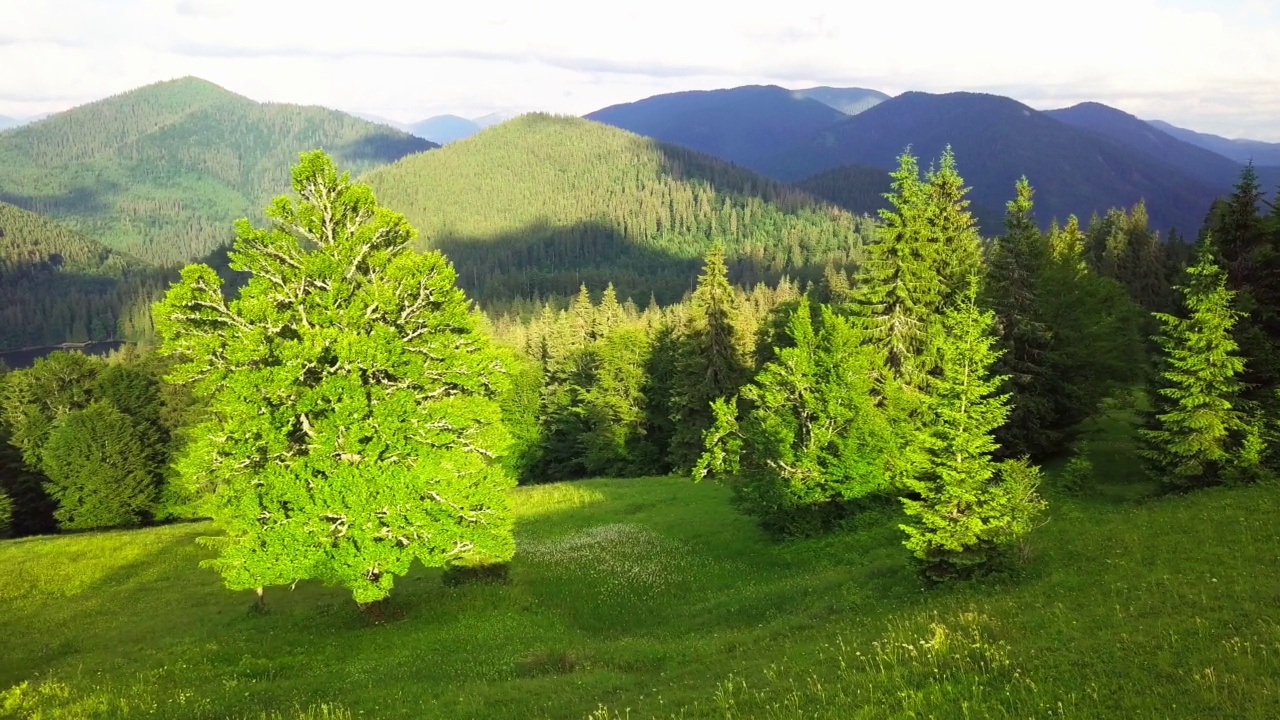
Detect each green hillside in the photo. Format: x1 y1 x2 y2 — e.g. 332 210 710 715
3 445 1278 718
362 113 875 304
0 201 168 351
0 77 434 266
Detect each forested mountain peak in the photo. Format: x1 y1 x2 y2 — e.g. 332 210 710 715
0 78 436 266
1045 101 1247 188
362 113 874 304
585 85 849 172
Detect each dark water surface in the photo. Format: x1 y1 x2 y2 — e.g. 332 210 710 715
0 340 128 369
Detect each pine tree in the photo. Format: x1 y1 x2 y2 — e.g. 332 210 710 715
900 279 1046 580
0 488 12 538
667 243 751 471
924 147 984 290
695 297 894 535
154 151 515 607
986 178 1056 458
1141 237 1258 489
848 151 938 383
850 149 980 386
1209 164 1280 415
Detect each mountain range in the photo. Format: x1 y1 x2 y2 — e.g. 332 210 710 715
591 86 1278 233
0 77 435 266
362 113 874 304
2 74 1277 352
1146 120 1280 167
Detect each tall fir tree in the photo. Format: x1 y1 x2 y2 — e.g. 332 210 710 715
1208 164 1280 417
923 147 984 291
849 151 938 384
667 243 751 471
1141 236 1260 489
899 279 1046 580
986 178 1056 459
695 297 894 536
850 148 981 387
155 151 515 607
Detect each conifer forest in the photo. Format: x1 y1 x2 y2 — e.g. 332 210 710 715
2 55 1280 720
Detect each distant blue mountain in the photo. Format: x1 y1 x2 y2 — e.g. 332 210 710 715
1147 119 1280 167
0 115 28 131
792 86 889 115
1045 102 1249 188
760 91 1228 233
586 85 850 172
409 115 482 144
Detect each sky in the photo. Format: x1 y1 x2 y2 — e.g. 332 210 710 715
2 0 1279 140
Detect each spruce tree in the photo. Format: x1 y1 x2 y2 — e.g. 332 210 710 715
667 243 751 471
850 149 981 386
848 151 938 383
899 279 1046 580
155 151 515 607
0 488 12 538
581 324 653 476
1209 164 1280 415
1141 237 1257 489
695 297 894 535
986 178 1056 459
924 147 984 290
1037 216 1147 446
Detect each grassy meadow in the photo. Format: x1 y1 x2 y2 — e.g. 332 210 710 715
2 417 1279 719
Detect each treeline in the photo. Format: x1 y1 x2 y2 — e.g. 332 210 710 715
4 147 1277 593
488 151 1280 577
364 114 878 305
0 77 432 266
0 201 169 350
0 348 200 536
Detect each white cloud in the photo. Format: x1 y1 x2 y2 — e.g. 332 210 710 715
1 0 1278 140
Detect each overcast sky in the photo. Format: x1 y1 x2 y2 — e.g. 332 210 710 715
2 0 1279 140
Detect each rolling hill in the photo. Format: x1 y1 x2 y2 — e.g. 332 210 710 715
0 115 24 131
585 85 849 173
1147 119 1280 168
362 113 874 304
763 91 1225 233
0 201 170 351
793 86 890 115
0 77 436 266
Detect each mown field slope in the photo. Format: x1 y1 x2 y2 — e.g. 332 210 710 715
0 77 434 266
2 416 1278 719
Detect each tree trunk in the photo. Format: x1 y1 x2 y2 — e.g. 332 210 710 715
252 586 266 613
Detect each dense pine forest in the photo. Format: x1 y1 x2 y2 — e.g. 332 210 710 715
0 201 169 350
3 75 1280 719
362 114 877 305
0 77 433 266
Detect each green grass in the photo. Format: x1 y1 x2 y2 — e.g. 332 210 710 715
3 444 1279 718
